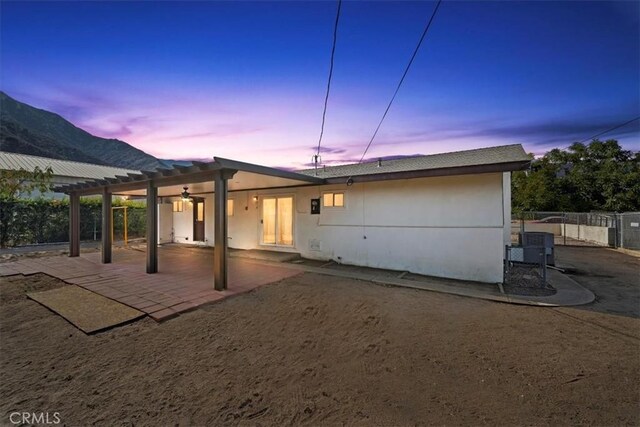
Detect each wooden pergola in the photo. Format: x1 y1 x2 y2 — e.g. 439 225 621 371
54 157 324 290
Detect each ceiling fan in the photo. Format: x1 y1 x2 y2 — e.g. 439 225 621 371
181 186 190 201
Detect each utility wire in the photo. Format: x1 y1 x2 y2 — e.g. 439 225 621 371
315 0 342 166
578 116 640 143
357 0 443 164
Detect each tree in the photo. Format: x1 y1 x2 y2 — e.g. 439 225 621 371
0 166 53 198
0 166 53 247
512 139 640 213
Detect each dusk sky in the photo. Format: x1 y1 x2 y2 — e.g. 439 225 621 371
1 1 638 168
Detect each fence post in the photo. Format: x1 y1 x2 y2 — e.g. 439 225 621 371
620 213 624 249
541 248 547 286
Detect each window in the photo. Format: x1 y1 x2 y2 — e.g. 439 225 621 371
323 192 344 207
172 200 183 212
227 199 234 216
197 202 204 221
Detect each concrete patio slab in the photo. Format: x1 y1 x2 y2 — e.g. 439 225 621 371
0 246 301 321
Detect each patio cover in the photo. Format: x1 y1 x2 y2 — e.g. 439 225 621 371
54 157 324 291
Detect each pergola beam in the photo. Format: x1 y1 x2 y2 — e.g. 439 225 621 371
53 157 325 195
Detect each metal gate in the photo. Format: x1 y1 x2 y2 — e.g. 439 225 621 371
616 212 640 250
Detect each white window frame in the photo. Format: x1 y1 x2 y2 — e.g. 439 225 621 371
259 194 296 248
322 191 345 208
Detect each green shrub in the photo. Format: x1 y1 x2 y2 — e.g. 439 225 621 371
0 197 147 248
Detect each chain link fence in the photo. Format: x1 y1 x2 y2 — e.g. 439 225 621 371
511 211 640 249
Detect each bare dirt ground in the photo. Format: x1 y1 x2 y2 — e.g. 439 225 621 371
1 247 639 426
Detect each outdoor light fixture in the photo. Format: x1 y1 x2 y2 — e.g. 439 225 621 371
252 195 258 202
181 186 191 201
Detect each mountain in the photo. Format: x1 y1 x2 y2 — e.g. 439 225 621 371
0 91 165 171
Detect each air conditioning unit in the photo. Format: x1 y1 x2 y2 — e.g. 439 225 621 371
519 232 554 265
506 246 546 264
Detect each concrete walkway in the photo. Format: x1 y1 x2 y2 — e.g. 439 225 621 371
1 245 595 310
241 258 595 307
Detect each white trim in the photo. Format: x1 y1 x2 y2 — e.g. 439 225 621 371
321 190 346 209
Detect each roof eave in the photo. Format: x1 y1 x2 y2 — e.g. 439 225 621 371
323 160 531 184
213 157 325 184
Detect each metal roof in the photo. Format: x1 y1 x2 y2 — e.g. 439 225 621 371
299 144 531 179
0 151 140 180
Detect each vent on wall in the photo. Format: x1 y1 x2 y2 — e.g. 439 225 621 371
309 239 321 251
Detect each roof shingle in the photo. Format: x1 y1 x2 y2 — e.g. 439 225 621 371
299 144 530 178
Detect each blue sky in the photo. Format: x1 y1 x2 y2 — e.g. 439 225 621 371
1 1 638 167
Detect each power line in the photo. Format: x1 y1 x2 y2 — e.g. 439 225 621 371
314 0 342 171
578 116 640 143
357 0 443 164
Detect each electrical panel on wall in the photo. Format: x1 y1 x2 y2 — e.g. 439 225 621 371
310 198 320 215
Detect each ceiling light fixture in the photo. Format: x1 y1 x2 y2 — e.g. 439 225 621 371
181 186 191 201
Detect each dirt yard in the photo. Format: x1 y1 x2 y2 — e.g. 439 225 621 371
1 247 639 426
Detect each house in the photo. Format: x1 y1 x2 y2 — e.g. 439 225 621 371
53 144 530 287
0 151 140 199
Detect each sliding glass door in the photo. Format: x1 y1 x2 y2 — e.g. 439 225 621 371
262 196 293 246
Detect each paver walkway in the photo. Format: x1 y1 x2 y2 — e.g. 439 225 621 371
0 246 301 321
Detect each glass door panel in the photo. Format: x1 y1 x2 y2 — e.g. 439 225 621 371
262 197 277 244
277 197 293 245
262 196 293 246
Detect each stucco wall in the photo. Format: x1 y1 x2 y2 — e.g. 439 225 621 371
171 194 215 245
502 172 511 249
159 172 509 283
562 224 615 246
158 202 173 244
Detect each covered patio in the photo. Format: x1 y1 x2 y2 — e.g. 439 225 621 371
0 245 301 320
54 157 324 293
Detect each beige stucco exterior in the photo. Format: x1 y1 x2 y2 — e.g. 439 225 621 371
158 171 511 283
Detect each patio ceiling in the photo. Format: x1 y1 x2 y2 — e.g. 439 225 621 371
53 157 325 196
112 171 322 197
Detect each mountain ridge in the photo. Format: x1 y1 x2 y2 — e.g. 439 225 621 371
0 91 168 170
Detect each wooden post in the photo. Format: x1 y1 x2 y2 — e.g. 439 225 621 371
69 192 80 257
213 169 237 290
101 189 112 263
214 172 227 290
146 180 158 274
